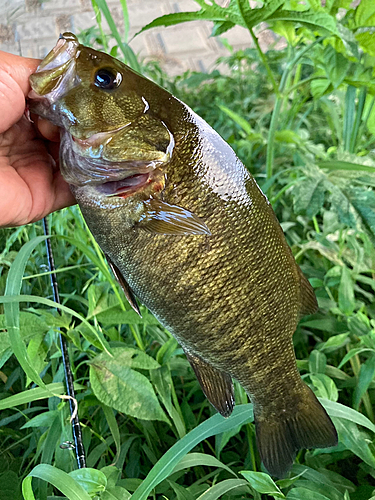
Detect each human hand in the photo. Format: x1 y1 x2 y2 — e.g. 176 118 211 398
0 51 75 227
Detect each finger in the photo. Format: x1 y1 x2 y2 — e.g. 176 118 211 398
50 171 76 214
0 52 40 133
0 51 40 97
37 117 60 142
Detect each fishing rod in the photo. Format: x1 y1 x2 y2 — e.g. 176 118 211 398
42 217 86 469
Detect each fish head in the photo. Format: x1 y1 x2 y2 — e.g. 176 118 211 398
29 32 173 193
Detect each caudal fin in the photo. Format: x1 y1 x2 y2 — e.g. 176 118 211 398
254 386 338 477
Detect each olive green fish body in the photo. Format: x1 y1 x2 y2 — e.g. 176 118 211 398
29 33 337 477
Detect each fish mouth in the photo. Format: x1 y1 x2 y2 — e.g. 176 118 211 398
97 173 151 198
28 33 80 121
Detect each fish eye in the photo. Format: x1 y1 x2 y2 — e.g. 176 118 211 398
94 68 122 90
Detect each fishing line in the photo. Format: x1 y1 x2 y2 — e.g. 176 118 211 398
43 217 86 469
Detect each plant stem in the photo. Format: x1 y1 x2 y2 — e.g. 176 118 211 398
266 96 282 186
248 27 279 97
312 216 320 234
130 324 145 351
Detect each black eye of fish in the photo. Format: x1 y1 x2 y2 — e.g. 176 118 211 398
94 68 122 90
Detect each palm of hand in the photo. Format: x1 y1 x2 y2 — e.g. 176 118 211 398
0 51 74 227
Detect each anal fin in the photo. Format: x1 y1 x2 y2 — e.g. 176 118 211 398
106 255 141 317
184 349 234 417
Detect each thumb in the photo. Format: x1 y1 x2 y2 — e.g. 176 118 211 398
0 52 40 133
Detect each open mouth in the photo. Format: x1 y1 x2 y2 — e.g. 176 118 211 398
98 173 150 198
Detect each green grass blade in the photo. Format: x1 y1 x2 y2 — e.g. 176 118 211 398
349 86 367 153
343 86 356 151
131 404 253 500
23 464 91 500
102 404 121 464
320 398 375 432
4 235 49 388
0 295 111 355
196 479 249 500
218 104 253 135
119 0 130 43
0 382 84 410
94 0 140 71
318 160 375 173
172 452 237 476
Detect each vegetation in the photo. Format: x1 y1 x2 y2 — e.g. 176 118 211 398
1 0 375 498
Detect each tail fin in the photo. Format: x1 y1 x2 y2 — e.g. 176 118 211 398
254 386 338 477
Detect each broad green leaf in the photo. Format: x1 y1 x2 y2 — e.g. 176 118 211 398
354 2 375 27
338 266 355 316
172 452 236 477
21 410 58 429
0 382 84 410
268 10 338 35
353 355 375 410
196 479 249 500
310 374 338 401
4 235 49 388
23 464 91 500
89 350 167 422
0 295 111 354
320 398 375 432
323 45 350 88
293 176 326 218
311 79 331 98
131 404 254 500
318 332 350 353
348 187 375 239
309 350 327 374
0 312 49 358
338 347 375 369
333 418 375 468
275 130 301 143
69 468 107 496
96 306 159 326
93 347 160 370
287 488 331 500
101 486 131 500
241 471 285 498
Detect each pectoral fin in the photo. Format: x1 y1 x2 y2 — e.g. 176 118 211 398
138 199 211 236
106 255 141 317
184 349 234 417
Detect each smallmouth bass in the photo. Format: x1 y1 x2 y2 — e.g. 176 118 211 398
29 33 337 477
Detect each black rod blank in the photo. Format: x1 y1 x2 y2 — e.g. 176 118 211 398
43 216 86 469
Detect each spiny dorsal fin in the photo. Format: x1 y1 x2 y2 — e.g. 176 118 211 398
106 255 141 317
184 349 234 418
299 270 318 318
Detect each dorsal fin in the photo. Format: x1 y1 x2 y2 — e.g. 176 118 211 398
299 270 318 318
106 255 141 317
184 349 234 418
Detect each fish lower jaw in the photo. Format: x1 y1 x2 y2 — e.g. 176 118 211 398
97 173 151 199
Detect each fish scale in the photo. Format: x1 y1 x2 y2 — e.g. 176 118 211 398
29 32 338 477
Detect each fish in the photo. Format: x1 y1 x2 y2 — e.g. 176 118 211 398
29 32 338 477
